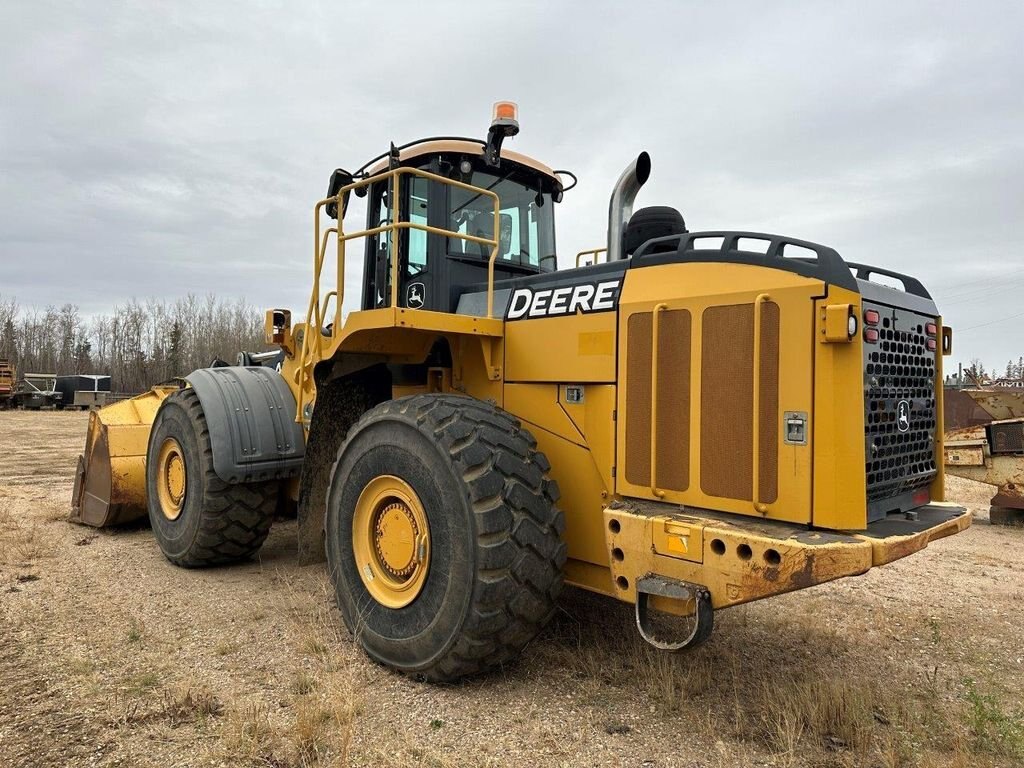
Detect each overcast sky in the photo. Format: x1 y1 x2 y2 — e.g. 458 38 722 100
1 1 1022 372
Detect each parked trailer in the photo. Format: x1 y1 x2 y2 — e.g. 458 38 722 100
945 389 1024 524
12 373 63 410
55 375 112 410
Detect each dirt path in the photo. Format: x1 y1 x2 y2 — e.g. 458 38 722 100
1 411 1022 767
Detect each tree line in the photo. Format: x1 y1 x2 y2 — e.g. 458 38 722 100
953 357 1024 387
0 295 268 394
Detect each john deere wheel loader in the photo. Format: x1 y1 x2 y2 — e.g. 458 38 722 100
71 103 970 680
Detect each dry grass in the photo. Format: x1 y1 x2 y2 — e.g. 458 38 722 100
0 513 55 565
109 684 223 729
214 582 363 768
532 587 1022 768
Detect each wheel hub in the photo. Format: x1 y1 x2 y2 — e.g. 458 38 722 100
156 437 186 521
352 475 430 609
374 502 419 578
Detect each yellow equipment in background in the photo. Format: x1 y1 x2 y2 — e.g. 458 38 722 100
71 103 969 679
0 359 14 408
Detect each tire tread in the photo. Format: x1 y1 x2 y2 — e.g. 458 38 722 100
341 393 566 681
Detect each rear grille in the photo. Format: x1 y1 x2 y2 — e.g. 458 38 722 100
863 302 937 516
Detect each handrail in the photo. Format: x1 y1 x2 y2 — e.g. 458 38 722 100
318 291 337 331
650 303 668 498
576 248 607 268
751 293 771 514
296 166 501 423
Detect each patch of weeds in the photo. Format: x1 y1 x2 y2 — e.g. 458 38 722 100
126 618 144 643
429 718 444 731
291 672 317 696
926 616 941 646
67 657 96 677
161 687 224 726
303 635 329 657
112 687 224 729
125 671 160 695
12 524 55 563
223 701 281 764
214 640 238 656
963 678 1024 758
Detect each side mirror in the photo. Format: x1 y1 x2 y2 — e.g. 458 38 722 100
265 309 294 355
325 169 355 220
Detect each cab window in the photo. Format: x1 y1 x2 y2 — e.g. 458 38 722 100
447 169 556 272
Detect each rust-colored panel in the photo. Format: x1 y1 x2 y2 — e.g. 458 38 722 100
625 312 652 486
656 310 691 491
758 303 780 504
701 304 754 500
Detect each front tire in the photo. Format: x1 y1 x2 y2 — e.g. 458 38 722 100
326 394 566 681
146 389 278 567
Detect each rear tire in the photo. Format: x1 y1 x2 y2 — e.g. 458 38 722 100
326 394 565 681
146 388 278 567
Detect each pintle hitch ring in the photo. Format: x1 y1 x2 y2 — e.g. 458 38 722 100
634 575 714 652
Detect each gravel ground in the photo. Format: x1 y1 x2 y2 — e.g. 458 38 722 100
1 410 1022 768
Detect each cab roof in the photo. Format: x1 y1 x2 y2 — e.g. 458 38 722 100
367 139 559 183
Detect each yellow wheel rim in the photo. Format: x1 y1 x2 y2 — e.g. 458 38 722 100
156 437 187 521
352 475 430 609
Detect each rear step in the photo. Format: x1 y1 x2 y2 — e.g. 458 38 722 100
635 575 713 651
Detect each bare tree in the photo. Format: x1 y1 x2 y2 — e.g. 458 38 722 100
0 293 268 392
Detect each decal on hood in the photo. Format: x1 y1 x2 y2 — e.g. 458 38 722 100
505 279 621 320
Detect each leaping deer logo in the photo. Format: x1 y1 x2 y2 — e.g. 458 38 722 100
897 400 911 433
407 282 425 309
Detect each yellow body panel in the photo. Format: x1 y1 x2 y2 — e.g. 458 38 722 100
811 287 868 530
503 383 617 570
505 312 616 382
615 262 819 525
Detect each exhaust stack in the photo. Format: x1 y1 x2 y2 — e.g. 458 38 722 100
606 151 651 261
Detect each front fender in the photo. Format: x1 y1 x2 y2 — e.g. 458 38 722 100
185 366 305 484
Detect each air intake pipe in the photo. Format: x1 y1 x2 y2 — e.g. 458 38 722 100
606 151 652 261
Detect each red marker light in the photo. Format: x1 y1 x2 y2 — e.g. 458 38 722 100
864 328 879 343
927 338 937 351
864 309 880 326
926 322 937 336
913 488 930 506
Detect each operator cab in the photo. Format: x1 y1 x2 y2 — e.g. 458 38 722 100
357 141 562 314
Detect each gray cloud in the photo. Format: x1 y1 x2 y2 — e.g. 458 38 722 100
1 0 1022 371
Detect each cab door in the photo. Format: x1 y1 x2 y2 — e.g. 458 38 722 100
361 171 435 311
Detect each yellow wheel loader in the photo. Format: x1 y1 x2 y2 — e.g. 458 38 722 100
71 103 970 680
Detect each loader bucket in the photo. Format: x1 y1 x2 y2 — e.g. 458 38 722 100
70 385 181 527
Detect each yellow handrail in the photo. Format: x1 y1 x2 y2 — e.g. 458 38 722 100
751 293 771 514
576 248 607 268
296 166 502 423
318 291 337 331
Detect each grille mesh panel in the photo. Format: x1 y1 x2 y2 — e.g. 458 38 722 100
863 303 937 507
